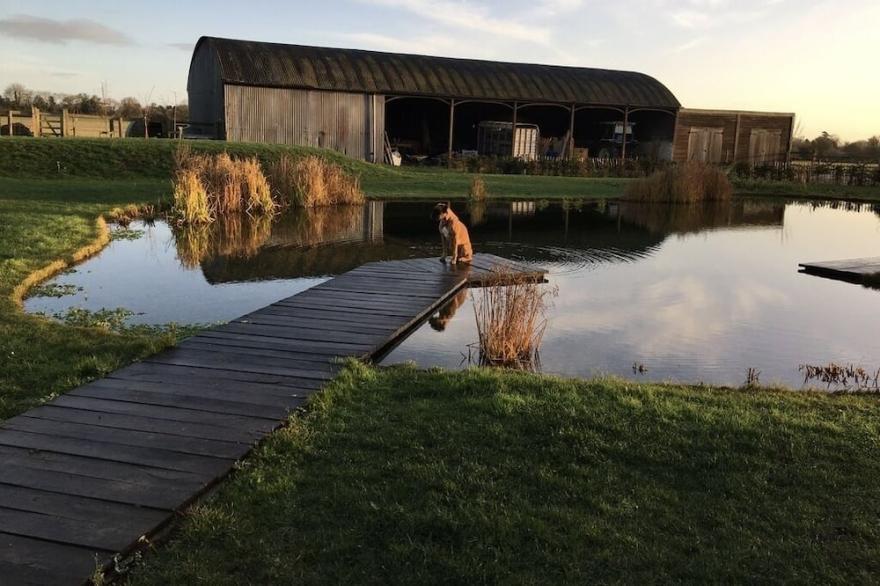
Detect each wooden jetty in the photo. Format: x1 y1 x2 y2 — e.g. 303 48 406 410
0 253 544 585
799 257 880 287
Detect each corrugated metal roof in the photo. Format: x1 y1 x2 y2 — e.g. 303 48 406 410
194 37 680 110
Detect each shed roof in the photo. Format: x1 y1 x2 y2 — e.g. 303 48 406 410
193 37 680 110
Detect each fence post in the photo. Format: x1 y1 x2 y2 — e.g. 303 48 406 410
61 109 69 137
32 106 41 137
7 110 13 136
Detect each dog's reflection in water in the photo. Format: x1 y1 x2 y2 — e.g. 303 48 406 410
429 289 468 332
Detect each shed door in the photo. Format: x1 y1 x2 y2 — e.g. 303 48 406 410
687 128 724 163
749 129 783 164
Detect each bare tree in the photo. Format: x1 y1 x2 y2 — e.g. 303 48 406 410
3 83 32 107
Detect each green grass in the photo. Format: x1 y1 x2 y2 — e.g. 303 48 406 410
128 362 880 585
733 179 880 202
0 177 178 419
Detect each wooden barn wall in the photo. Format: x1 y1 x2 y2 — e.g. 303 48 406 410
223 86 384 161
674 109 794 164
187 45 224 137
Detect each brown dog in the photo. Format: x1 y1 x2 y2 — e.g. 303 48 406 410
432 202 473 264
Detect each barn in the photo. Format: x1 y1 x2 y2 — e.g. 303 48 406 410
187 36 793 165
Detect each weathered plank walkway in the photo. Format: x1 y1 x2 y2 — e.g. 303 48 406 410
799 257 880 287
0 253 544 585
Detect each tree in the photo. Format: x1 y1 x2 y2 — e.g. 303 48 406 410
116 97 142 119
812 131 839 159
3 83 31 107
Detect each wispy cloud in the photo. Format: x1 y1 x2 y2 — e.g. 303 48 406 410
167 42 193 51
0 14 133 46
359 0 550 44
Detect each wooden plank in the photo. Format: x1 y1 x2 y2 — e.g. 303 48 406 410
4 417 251 460
143 346 340 380
194 330 373 357
19 405 259 444
0 462 201 510
114 361 332 387
217 322 383 347
254 305 407 327
52 395 279 433
107 364 324 395
150 345 338 370
91 377 310 407
71 385 295 419
0 505 154 552
0 430 233 477
0 533 104 586
0 444 208 490
234 314 396 335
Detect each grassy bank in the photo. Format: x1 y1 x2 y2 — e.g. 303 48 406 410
0 178 178 419
128 363 880 584
7 136 877 201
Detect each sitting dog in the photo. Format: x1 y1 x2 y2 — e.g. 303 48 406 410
431 202 473 264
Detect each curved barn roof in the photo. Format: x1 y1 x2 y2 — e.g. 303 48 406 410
194 37 680 110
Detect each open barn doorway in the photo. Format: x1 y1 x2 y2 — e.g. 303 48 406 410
384 97 451 164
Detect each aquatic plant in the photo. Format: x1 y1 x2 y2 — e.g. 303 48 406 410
172 168 213 224
799 363 880 392
240 157 275 214
625 162 732 203
468 175 488 201
471 269 556 369
270 154 364 207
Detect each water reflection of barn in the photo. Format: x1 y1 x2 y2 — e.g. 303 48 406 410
187 37 794 165
198 200 784 283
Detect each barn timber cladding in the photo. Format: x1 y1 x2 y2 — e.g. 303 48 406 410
195 36 681 109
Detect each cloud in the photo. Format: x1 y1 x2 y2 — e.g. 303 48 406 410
359 0 550 44
0 14 133 46
167 42 194 51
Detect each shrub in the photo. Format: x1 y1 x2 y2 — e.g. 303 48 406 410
625 162 732 204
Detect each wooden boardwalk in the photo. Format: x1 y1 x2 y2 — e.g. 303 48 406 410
0 253 544 585
799 257 880 287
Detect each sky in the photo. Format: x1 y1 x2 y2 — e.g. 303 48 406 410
1 0 877 141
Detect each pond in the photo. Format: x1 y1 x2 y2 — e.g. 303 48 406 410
26 198 880 388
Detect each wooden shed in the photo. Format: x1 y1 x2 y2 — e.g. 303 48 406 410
674 109 795 165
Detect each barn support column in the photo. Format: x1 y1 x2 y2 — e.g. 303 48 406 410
621 106 629 161
568 105 576 159
447 99 456 168
733 113 742 163
511 101 519 158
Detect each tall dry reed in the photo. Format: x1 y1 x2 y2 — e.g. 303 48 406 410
471 270 555 369
625 161 732 203
270 154 364 207
468 176 488 201
172 146 275 223
172 168 212 224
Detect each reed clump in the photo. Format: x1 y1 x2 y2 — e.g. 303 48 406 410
468 176 488 201
270 154 364 207
625 162 732 203
172 168 212 225
471 270 556 369
172 146 275 223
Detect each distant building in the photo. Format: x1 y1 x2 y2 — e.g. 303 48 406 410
187 36 793 165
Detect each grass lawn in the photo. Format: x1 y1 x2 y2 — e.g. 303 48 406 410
128 363 880 585
0 177 179 419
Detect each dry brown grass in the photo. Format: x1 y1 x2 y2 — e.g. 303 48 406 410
173 212 275 269
270 155 364 207
172 146 275 223
625 162 732 203
471 270 555 369
172 168 212 225
468 176 488 201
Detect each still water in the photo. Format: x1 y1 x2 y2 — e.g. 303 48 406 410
26 198 880 387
